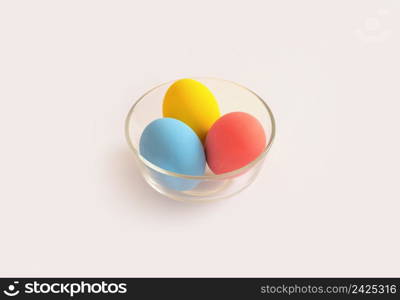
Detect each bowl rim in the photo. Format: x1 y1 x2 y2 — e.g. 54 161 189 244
125 77 276 180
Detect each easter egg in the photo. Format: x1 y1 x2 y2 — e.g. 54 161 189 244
205 112 266 174
139 118 206 191
163 78 221 142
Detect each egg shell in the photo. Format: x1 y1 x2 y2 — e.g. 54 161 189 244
205 112 266 174
139 118 206 191
163 78 221 143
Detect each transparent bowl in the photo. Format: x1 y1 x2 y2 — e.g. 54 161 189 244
125 77 276 202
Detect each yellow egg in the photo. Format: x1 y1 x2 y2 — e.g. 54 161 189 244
163 78 221 142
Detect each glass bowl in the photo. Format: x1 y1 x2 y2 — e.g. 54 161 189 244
125 77 276 202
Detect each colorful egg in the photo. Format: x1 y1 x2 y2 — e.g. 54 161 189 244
163 78 220 143
205 112 266 174
139 118 205 191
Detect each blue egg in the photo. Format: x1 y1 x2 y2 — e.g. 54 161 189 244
139 118 206 191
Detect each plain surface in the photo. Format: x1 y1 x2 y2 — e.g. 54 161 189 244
0 0 399 277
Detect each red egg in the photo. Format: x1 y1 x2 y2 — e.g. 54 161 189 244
205 112 266 174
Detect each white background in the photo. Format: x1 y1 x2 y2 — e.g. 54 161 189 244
0 0 399 277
